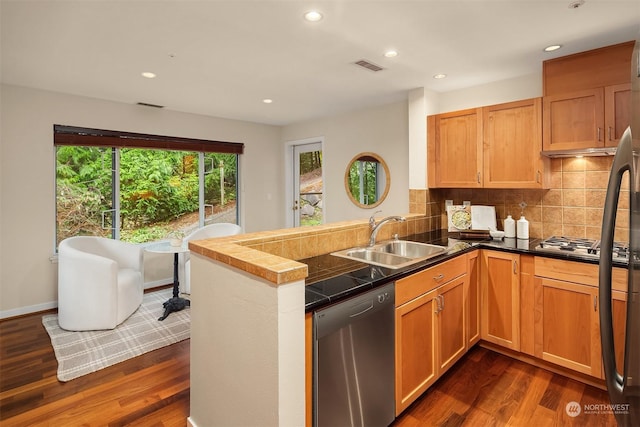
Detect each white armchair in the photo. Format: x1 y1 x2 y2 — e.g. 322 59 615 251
57 236 144 331
180 223 243 294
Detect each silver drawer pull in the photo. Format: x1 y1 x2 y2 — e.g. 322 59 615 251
433 273 445 281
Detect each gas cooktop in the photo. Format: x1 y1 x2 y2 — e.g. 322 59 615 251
535 236 629 263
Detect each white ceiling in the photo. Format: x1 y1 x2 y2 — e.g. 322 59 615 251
1 1 639 126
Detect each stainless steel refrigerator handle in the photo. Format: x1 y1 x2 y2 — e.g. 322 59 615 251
599 127 633 403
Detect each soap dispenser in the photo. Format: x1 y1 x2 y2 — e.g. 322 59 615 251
516 201 529 239
517 216 529 239
504 215 516 238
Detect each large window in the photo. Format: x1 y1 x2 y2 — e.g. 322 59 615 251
55 126 242 246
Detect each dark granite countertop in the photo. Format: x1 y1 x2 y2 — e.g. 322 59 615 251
303 230 628 312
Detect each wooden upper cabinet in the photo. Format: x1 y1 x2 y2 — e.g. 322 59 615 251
605 83 631 147
483 98 546 188
427 108 483 188
428 99 547 189
543 88 605 151
542 41 633 152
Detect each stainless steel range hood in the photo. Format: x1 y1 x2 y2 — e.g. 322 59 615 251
541 146 617 158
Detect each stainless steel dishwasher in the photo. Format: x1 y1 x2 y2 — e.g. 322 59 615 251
314 282 395 427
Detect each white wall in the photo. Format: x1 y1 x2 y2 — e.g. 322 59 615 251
437 72 542 113
0 84 283 317
281 101 409 223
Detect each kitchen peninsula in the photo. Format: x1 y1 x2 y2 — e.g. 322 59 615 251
186 209 629 427
186 214 427 427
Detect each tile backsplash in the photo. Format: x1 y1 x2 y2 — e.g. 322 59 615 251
411 157 629 242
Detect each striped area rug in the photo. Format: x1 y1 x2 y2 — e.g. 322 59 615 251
42 288 190 382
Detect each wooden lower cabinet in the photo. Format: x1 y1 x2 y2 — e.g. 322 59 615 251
481 250 520 351
533 256 629 379
467 251 480 346
612 289 628 377
395 288 438 415
437 277 467 374
394 254 469 416
534 277 602 376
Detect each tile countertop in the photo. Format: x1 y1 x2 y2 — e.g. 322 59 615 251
302 230 628 312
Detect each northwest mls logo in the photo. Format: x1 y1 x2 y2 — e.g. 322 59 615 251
566 401 582 417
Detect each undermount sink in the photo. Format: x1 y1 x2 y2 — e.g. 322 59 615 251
331 240 448 269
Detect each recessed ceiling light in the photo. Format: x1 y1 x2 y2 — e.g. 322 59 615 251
433 74 447 79
384 50 398 58
544 44 562 52
263 98 273 104
304 10 323 22
141 72 156 79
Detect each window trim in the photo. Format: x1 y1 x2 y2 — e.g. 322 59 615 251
53 125 244 154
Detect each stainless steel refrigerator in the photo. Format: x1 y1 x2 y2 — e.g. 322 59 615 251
600 34 640 426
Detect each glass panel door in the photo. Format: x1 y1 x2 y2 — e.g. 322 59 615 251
293 142 323 227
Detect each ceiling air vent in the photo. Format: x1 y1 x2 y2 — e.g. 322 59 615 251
354 59 384 72
136 102 165 109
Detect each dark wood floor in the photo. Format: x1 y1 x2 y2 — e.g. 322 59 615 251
1 310 616 426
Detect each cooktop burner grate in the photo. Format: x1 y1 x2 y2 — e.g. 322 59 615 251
536 236 629 262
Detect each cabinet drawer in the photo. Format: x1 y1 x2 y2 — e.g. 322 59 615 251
396 255 467 306
533 256 627 291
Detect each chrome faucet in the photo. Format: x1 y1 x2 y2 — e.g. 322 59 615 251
368 213 406 247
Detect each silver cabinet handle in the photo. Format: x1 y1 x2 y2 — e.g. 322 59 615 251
434 273 445 282
608 126 613 141
513 260 517 274
440 295 445 311
536 170 541 183
597 127 602 141
435 296 441 313
594 295 597 312
477 172 481 183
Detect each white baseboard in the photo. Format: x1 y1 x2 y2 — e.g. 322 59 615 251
0 278 173 320
0 301 58 319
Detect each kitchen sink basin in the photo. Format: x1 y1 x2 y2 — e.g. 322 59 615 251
374 240 447 259
331 240 448 269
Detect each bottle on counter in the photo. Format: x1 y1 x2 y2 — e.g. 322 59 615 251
517 216 529 239
504 215 516 238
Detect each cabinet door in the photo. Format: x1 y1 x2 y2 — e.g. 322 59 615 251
612 289 628 379
534 277 601 377
428 108 483 188
481 250 520 351
604 83 631 147
437 276 467 374
543 88 605 151
395 289 438 415
483 98 546 189
466 251 480 346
